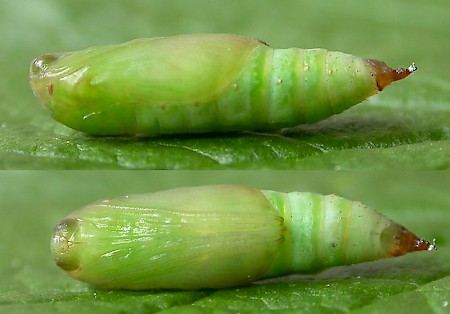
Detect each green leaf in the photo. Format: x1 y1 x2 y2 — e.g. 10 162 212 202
1 0 449 169
1 171 449 313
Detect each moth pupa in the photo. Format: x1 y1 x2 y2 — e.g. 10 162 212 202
51 185 435 290
30 34 416 136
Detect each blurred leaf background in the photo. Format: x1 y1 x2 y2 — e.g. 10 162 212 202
0 171 449 313
0 0 449 169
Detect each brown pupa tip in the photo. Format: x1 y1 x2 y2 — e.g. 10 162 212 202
388 225 436 257
368 59 417 91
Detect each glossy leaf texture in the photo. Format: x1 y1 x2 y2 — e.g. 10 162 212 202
1 0 449 169
0 171 449 313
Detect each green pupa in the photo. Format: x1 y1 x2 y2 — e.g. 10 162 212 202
51 185 434 290
30 34 416 136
